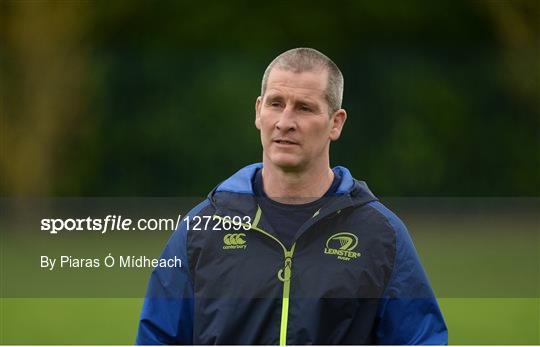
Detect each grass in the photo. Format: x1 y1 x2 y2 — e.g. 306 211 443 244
1 298 538 344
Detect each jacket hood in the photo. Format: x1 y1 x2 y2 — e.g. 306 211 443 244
208 163 378 211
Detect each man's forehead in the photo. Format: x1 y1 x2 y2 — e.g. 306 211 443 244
266 68 328 94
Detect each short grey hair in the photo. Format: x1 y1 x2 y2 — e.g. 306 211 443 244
261 47 344 114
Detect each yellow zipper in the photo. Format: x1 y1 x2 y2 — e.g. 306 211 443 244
213 207 295 345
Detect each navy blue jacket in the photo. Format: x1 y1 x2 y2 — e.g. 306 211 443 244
137 163 448 345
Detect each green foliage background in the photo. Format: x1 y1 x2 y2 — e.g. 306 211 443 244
1 0 538 197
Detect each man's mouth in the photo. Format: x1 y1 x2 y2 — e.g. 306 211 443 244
274 139 298 145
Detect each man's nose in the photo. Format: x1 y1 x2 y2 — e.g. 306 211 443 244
275 105 296 131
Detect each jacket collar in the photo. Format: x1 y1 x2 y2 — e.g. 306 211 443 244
208 163 378 214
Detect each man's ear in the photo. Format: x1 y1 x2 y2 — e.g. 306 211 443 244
329 109 347 141
255 96 262 130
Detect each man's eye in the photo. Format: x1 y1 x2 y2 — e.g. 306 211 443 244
299 105 312 112
270 102 282 108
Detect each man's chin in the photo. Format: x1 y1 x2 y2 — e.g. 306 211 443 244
268 157 305 172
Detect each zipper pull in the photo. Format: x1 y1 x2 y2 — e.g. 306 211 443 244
277 257 292 282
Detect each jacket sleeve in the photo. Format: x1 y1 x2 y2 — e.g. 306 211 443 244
136 200 209 345
370 202 448 345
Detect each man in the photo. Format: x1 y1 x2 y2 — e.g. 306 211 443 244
136 48 448 345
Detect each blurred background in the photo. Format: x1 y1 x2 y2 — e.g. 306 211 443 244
1 0 538 197
0 0 539 345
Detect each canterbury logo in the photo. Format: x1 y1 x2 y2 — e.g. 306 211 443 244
223 233 247 250
324 232 361 261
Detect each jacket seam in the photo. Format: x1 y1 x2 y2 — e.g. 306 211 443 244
365 201 399 299
184 199 212 287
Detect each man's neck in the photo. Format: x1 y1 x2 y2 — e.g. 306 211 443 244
261 162 334 205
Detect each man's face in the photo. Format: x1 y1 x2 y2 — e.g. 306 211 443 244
255 68 346 172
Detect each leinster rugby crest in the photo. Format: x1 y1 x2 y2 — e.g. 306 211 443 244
324 232 361 261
